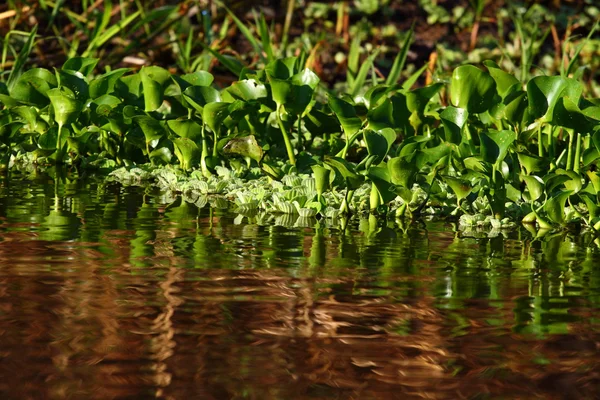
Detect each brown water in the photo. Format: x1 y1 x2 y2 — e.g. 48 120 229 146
1 175 600 399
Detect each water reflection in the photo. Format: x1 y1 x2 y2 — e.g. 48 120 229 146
0 174 599 399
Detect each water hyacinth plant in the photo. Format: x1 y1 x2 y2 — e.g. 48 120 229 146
2 29 600 232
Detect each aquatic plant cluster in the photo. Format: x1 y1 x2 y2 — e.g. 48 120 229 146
2 31 600 230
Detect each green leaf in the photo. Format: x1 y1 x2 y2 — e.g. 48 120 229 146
350 49 380 96
552 97 594 134
324 156 364 189
286 68 320 116
150 146 173 165
544 190 572 225
173 137 200 170
479 129 515 165
9 68 57 107
367 100 394 130
132 115 166 144
328 96 361 137
89 68 129 98
450 65 496 113
56 68 89 101
517 151 548 175
368 165 397 204
224 79 268 101
364 128 396 163
222 135 263 163
442 175 473 203
140 66 170 112
520 174 544 202
183 86 221 113
527 76 582 123
203 102 230 134
440 106 468 144
311 164 331 199
167 118 202 140
47 87 83 127
484 60 519 99
62 57 99 77
388 156 418 188
407 83 443 114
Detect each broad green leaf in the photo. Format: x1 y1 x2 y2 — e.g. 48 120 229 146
173 137 200 170
311 164 331 199
364 128 396 163
167 119 202 140
150 146 173 165
203 102 230 134
140 66 170 112
527 76 582 123
580 193 599 221
484 60 519 99
9 68 57 107
224 79 268 101
222 135 263 163
368 165 397 204
552 97 594 134
407 83 443 114
367 100 394 130
450 65 496 113
442 175 473 203
479 129 515 165
544 190 572 225
554 169 582 194
440 106 468 144
388 156 418 188
503 90 527 126
116 73 142 101
328 96 361 137
180 71 214 87
304 108 341 135
56 68 89 101
47 87 82 127
520 174 544 202
62 57 99 77
517 151 548 175
132 115 166 144
587 170 600 194
286 68 320 116
324 156 364 189
89 68 129 98
183 86 221 113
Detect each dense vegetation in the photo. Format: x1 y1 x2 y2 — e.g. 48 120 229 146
1 1 600 231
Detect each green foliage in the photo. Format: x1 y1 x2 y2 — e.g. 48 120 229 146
1 55 600 229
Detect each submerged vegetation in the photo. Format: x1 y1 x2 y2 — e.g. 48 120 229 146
1 1 600 232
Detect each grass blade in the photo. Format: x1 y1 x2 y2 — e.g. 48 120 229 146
83 10 140 57
350 48 380 96
386 22 414 86
6 26 37 91
565 18 600 77
402 63 428 90
220 3 264 62
255 12 274 62
198 42 243 76
347 35 361 87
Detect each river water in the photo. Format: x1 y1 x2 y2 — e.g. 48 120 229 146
1 174 599 399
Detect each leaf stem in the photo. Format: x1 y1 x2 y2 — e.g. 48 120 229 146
276 104 296 166
574 132 581 173
537 124 543 157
